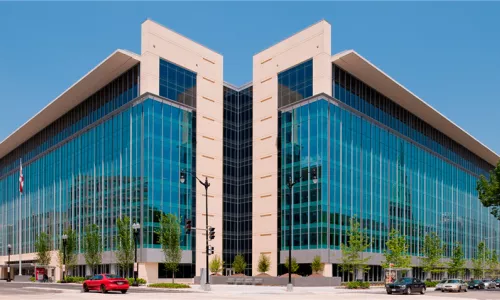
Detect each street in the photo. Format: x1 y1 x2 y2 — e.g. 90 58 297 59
1 283 500 300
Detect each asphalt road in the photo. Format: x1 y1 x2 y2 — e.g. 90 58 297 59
427 289 500 300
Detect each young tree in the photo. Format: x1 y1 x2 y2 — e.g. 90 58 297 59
339 217 371 279
57 228 77 275
311 255 323 275
472 241 488 278
257 254 271 274
284 257 299 274
209 255 224 275
159 214 182 283
116 216 134 277
477 161 500 220
232 254 247 274
35 232 51 266
448 242 466 278
488 249 499 278
382 228 412 269
83 224 102 275
420 232 445 278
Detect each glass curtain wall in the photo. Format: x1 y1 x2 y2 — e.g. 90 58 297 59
280 97 500 260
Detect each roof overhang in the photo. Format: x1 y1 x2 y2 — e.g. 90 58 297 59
0 49 140 160
332 50 499 167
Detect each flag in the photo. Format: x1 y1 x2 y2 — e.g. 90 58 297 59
19 160 24 193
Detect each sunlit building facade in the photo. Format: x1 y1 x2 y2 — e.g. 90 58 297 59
0 19 498 282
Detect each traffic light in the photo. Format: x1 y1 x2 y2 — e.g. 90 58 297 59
207 246 214 255
208 227 215 240
185 219 192 234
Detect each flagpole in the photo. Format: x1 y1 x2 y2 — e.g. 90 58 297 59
19 159 22 276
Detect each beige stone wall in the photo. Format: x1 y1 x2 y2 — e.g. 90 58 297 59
252 20 332 276
140 19 224 278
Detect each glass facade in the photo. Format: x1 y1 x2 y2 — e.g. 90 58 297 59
280 96 499 261
159 58 197 108
223 85 253 274
278 59 313 108
0 96 195 258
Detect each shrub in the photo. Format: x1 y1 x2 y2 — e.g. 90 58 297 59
257 254 271 274
232 254 247 274
148 283 190 289
30 276 35 282
311 255 323 274
63 276 85 283
126 277 147 285
424 280 438 287
284 257 299 274
210 255 224 275
346 281 370 289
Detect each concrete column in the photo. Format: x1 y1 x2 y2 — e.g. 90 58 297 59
138 262 158 284
322 264 333 277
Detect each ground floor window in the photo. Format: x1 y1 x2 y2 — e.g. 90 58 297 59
158 263 195 279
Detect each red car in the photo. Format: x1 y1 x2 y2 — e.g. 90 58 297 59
83 274 129 294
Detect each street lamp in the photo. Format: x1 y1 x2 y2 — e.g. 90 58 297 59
285 167 317 292
7 244 11 282
132 222 140 287
61 234 68 283
180 170 211 291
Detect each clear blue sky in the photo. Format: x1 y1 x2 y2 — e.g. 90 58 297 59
1 2 499 156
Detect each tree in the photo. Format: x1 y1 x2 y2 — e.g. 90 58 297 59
284 257 299 274
339 217 371 279
420 232 445 278
477 161 500 220
158 213 182 283
232 254 247 274
448 242 466 278
382 228 412 269
57 228 77 275
35 232 51 266
209 255 224 275
116 216 134 277
83 224 102 275
257 254 271 274
311 255 323 274
472 241 488 278
488 249 499 278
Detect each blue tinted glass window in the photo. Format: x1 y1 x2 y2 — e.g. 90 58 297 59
159 59 197 108
278 59 313 108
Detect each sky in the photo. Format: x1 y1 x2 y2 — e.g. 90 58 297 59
0 2 499 157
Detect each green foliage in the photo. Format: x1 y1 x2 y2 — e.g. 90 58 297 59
257 254 271 274
472 241 488 278
340 217 371 277
346 281 370 289
35 232 51 266
83 224 102 274
448 242 466 278
232 254 247 274
382 229 411 269
63 276 85 283
57 228 77 276
477 161 500 220
311 255 323 274
29 276 35 282
488 249 499 278
158 213 182 283
284 257 299 274
115 216 134 277
126 277 147 285
424 280 439 287
420 232 445 274
148 283 190 289
209 255 224 275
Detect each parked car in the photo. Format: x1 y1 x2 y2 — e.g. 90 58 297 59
495 279 500 287
386 277 426 295
83 274 129 294
468 279 485 289
483 279 496 289
435 279 447 291
441 279 468 292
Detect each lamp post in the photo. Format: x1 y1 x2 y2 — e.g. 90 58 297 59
61 234 68 283
7 244 11 282
285 168 317 292
180 170 211 291
132 222 140 287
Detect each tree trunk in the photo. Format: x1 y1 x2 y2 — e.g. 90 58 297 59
172 271 175 283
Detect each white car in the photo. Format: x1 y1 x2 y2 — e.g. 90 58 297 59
435 279 447 291
483 280 496 289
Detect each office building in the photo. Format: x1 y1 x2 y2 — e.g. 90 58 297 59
0 20 498 282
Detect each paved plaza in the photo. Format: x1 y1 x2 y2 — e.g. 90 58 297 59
1 283 500 300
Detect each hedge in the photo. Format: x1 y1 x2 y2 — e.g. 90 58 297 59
346 281 370 289
148 283 190 289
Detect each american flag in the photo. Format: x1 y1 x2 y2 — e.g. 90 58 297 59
19 160 23 194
